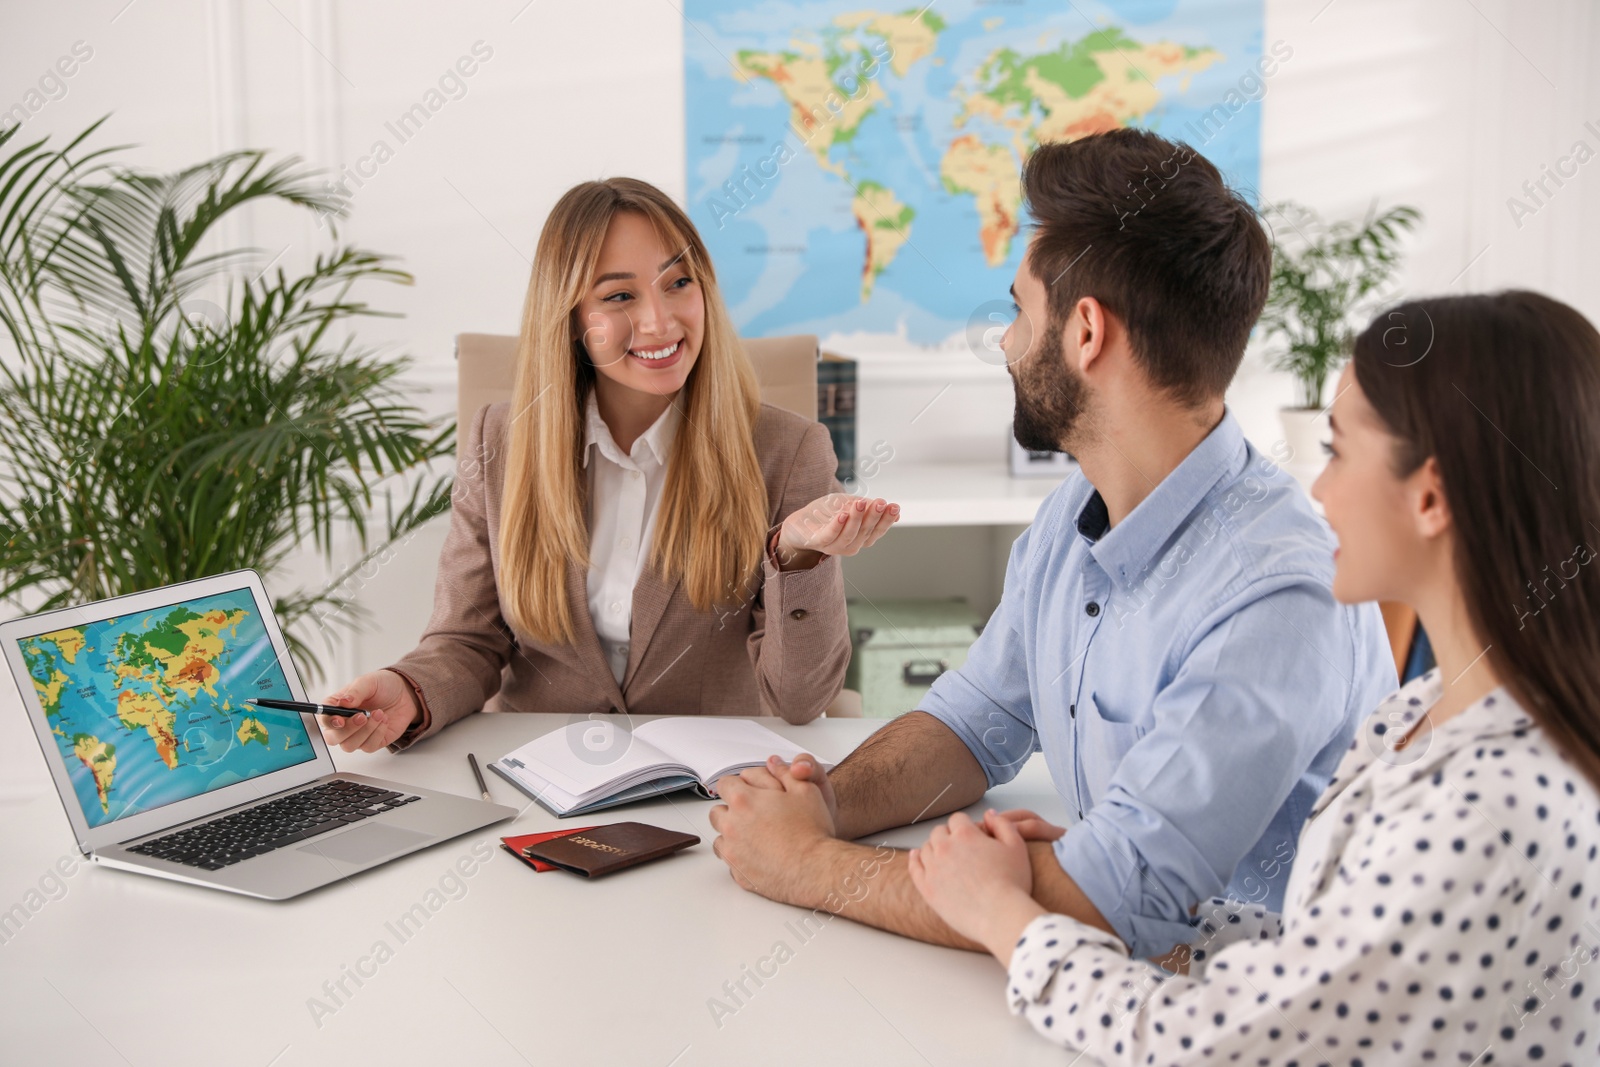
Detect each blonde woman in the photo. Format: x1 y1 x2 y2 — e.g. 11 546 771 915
319 178 897 752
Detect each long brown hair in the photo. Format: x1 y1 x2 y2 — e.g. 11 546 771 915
1352 291 1600 787
498 178 767 646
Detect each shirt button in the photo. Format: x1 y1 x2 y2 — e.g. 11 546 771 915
619 645 629 657
631 471 642 480
1085 602 1100 617
789 609 808 621
620 536 632 548
610 602 621 614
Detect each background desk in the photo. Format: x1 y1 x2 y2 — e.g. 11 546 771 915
0 692 1091 1067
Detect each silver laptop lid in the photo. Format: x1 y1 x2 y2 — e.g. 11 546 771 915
0 570 336 854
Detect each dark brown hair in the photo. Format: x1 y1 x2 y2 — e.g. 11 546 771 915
1353 291 1600 788
1020 128 1270 405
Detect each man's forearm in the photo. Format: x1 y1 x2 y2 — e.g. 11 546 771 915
803 837 1116 952
807 838 984 950
830 711 989 840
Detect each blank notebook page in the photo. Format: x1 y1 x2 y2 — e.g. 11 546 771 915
631 717 831 786
507 723 677 797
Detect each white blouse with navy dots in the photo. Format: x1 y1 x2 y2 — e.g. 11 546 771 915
1006 669 1600 1065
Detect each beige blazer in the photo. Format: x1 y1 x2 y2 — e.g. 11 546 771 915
385 399 850 750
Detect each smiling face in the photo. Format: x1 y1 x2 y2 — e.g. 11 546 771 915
1312 363 1444 605
574 210 704 400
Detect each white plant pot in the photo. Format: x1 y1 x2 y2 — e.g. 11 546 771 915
1278 406 1329 475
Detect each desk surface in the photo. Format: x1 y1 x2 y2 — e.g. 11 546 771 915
0 687 1085 1067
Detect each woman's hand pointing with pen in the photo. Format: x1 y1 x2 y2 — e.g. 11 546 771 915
316 669 420 753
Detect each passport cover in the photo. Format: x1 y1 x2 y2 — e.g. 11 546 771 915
501 826 599 873
518 821 700 878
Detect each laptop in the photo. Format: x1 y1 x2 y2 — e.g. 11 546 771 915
0 569 517 900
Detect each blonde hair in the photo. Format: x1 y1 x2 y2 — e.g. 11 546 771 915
498 178 768 646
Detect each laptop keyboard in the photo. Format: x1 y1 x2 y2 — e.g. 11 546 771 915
127 780 421 871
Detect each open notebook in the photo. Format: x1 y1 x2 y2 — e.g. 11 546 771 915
489 717 831 817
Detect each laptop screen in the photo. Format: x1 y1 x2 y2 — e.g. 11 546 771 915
17 585 318 829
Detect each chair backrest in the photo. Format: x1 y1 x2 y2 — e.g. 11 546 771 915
454 332 819 457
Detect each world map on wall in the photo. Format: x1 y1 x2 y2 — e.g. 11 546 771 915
685 0 1265 347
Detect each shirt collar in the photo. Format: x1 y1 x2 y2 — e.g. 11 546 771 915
1311 668 1537 817
1078 408 1247 587
1382 671 1533 762
582 391 680 470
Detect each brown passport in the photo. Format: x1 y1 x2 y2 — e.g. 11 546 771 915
519 821 700 878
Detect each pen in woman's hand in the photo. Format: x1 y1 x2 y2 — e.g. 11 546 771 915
247 697 375 718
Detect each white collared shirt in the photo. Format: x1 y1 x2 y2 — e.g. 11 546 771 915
1001 669 1600 1063
583 393 680 686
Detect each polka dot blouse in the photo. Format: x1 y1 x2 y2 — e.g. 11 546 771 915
1006 669 1600 1064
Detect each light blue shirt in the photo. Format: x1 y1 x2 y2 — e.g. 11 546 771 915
922 410 1396 959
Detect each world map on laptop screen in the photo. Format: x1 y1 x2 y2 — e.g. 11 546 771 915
18 587 316 828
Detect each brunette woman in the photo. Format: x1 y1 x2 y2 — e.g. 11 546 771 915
912 291 1600 1064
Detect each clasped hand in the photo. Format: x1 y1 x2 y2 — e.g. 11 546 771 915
910 808 1064 961
710 749 1067 964
709 753 839 905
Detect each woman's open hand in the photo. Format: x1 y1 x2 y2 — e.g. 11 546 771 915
775 493 900 571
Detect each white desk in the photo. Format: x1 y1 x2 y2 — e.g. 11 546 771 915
0 688 1086 1067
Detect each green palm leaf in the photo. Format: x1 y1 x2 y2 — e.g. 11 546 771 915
0 120 454 681
1258 201 1422 410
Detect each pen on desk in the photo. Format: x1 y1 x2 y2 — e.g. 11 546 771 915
468 752 492 803
248 697 374 718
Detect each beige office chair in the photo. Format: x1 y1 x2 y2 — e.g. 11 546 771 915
454 332 819 454
452 331 863 718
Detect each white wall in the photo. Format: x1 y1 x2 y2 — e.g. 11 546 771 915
4 0 1598 686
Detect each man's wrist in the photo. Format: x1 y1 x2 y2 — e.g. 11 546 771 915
829 803 861 843
797 836 857 912
825 776 867 842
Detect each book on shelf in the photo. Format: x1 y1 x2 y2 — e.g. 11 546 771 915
818 352 856 484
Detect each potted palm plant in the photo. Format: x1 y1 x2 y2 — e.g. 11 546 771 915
1257 200 1421 469
0 120 454 679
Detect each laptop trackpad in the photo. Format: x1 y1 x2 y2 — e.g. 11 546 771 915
300 823 431 864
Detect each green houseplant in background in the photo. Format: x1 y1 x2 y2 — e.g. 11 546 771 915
1257 200 1420 469
0 120 454 679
